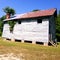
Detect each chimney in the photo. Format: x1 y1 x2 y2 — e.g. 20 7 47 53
6 13 10 19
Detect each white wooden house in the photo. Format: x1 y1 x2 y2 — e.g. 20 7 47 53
2 8 57 46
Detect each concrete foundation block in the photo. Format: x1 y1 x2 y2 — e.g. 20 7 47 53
21 40 24 43
11 38 15 42
44 42 48 46
32 41 36 44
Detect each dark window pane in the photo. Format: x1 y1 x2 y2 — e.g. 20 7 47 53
37 19 42 23
18 21 21 24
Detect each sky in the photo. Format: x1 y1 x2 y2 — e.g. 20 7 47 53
0 0 60 17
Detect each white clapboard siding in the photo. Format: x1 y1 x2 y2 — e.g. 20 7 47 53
13 19 49 43
2 19 49 43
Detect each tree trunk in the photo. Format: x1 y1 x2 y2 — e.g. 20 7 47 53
6 13 10 19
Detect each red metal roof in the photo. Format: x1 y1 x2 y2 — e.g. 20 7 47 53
15 8 56 19
4 8 57 21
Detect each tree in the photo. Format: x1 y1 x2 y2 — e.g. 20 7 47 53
0 15 6 21
56 14 60 41
3 7 16 32
59 10 60 16
0 7 16 36
3 7 15 17
0 15 6 36
32 9 40 12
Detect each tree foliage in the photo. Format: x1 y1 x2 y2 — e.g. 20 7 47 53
0 15 6 36
32 9 40 12
3 7 15 16
0 7 15 36
56 14 60 41
8 21 16 32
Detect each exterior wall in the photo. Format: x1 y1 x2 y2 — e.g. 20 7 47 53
2 19 49 43
13 19 49 43
49 16 56 41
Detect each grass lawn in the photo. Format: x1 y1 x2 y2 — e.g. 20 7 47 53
0 37 60 60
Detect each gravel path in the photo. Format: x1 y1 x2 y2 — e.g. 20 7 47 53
0 53 24 60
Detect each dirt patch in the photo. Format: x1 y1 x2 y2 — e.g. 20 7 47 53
0 53 25 60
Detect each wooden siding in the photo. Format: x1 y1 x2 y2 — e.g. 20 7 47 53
2 19 49 43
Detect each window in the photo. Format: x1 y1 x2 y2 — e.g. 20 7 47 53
4 21 7 24
18 21 21 24
37 19 42 23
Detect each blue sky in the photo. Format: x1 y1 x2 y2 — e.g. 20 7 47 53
0 0 60 17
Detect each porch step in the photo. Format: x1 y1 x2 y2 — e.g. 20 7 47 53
49 40 57 47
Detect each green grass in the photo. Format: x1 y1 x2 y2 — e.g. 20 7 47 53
0 37 60 60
